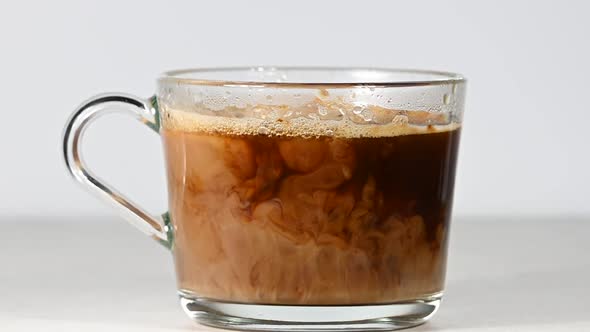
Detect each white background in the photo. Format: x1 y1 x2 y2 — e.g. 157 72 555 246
1 0 589 220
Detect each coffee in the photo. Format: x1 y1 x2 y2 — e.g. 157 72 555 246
162 106 460 305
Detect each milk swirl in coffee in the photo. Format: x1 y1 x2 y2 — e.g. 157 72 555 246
161 98 460 304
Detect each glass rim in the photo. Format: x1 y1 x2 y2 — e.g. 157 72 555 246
158 66 466 88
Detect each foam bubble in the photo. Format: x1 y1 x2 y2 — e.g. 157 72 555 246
161 103 460 138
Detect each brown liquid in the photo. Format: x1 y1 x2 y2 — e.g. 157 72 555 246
162 124 460 305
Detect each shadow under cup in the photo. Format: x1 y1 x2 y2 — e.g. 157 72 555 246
63 67 466 331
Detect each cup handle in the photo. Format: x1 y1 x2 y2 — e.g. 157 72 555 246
62 93 171 248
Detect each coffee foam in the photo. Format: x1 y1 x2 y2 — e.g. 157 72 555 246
161 105 460 138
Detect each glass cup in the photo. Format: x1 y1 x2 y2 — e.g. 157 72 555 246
63 67 466 331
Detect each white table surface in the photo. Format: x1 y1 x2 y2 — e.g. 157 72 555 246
1 216 588 332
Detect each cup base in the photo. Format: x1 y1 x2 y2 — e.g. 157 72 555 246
179 291 442 331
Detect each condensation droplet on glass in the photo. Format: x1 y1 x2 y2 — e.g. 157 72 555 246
352 106 364 115
293 93 301 99
266 95 273 101
452 84 458 94
369 87 375 92
225 91 231 95
443 94 451 105
318 106 328 116
392 115 409 125
325 129 334 136
360 109 373 121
